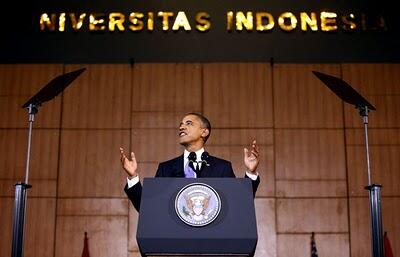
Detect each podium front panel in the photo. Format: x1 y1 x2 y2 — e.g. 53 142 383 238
136 178 258 256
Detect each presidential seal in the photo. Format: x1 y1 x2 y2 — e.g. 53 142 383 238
175 183 221 227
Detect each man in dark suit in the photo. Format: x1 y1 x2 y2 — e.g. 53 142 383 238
120 113 260 211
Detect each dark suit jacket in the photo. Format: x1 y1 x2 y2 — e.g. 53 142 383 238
125 154 260 211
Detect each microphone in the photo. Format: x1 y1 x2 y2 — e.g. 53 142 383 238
201 151 210 166
188 152 197 163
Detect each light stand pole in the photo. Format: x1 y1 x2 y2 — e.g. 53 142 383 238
358 105 384 257
11 68 86 257
312 71 383 257
11 104 37 257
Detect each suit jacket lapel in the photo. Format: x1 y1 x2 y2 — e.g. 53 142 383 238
173 155 185 177
199 155 214 177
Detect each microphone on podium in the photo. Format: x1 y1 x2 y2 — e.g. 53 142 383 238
201 151 210 166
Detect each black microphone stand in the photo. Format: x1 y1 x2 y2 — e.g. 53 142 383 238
11 68 86 257
312 71 383 257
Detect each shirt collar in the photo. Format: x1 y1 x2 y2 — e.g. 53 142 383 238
184 148 205 162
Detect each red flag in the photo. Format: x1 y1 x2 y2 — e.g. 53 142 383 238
81 232 90 257
384 232 394 257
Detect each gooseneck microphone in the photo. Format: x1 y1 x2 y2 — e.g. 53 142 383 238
201 151 210 166
188 152 197 163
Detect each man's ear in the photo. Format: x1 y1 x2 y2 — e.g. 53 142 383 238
202 128 209 139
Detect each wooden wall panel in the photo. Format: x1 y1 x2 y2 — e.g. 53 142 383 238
1 62 398 257
254 199 276 257
342 64 400 128
131 129 182 162
350 197 400 257
0 197 14 257
349 197 372 257
57 198 128 216
346 145 400 196
207 128 274 197
274 64 342 128
25 198 57 257
203 63 273 128
131 112 183 128
128 205 139 252
0 197 56 257
344 96 400 128
207 129 273 146
56 198 129 257
62 64 132 128
277 234 349 257
0 64 63 128
55 216 127 257
275 129 346 180
132 63 202 112
0 179 56 197
342 64 400 95
59 130 129 197
135 163 160 181
277 199 348 233
276 180 347 198
206 145 274 196
0 129 59 180
382 197 400 257
346 129 400 146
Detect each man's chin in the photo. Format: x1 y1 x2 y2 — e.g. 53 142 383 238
179 139 188 146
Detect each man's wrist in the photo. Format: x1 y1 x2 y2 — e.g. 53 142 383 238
128 174 138 179
126 175 140 189
245 171 259 180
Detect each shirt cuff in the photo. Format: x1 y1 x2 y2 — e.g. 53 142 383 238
126 176 140 189
245 171 259 180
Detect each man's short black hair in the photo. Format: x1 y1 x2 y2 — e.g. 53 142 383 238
185 112 211 143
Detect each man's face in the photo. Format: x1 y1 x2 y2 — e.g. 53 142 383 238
178 115 208 147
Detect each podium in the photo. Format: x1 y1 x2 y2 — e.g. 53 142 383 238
136 178 258 257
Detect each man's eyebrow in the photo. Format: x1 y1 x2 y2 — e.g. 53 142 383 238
179 120 193 126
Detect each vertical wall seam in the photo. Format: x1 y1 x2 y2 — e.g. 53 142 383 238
52 63 66 257
270 60 279 256
340 63 353 257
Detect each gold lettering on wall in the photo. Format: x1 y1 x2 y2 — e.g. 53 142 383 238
172 11 191 31
300 12 318 31
321 12 338 31
70 13 86 31
147 12 154 31
40 13 56 31
129 12 144 31
109 13 125 31
236 12 253 31
38 11 388 33
256 12 274 31
157 11 174 31
278 12 297 31
58 13 66 32
227 11 234 31
89 13 106 31
341 14 357 31
196 12 211 31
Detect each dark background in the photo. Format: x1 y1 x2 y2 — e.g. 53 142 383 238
1 0 399 63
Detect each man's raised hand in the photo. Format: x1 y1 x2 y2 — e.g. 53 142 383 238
244 140 260 175
120 147 138 178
